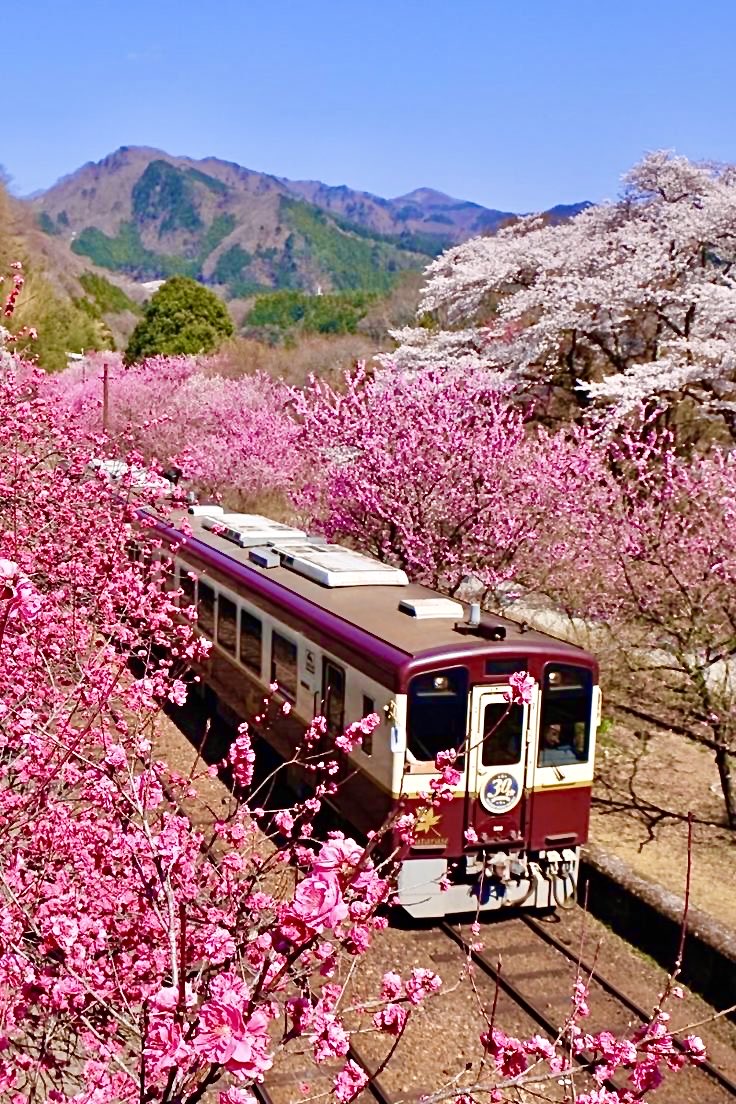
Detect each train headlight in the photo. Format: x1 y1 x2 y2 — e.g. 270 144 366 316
432 676 450 691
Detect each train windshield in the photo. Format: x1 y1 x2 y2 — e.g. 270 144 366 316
481 702 524 766
407 667 469 763
538 664 592 767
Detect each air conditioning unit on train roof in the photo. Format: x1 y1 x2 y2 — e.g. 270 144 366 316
201 513 307 548
272 542 409 588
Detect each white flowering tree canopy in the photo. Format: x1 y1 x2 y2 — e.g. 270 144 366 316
384 152 736 423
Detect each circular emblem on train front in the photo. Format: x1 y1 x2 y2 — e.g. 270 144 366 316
481 772 521 814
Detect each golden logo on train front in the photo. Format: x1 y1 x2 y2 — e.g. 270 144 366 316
480 772 521 814
414 807 442 835
411 805 449 850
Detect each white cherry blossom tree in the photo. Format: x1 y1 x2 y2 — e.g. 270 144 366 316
385 152 736 430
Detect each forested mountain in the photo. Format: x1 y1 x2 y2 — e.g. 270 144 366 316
30 146 587 298
0 176 143 369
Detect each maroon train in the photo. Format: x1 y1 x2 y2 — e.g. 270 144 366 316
152 507 600 918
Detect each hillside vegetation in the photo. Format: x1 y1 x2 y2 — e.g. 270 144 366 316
32 146 587 303
0 178 123 369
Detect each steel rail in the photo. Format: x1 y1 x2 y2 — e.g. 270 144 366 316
522 914 736 1097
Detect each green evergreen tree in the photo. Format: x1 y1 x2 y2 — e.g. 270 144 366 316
125 276 234 363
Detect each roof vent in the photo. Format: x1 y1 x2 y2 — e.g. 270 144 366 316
249 546 280 569
272 542 409 588
399 598 464 619
188 504 224 517
201 513 306 548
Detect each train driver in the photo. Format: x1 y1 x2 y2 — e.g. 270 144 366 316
539 722 582 766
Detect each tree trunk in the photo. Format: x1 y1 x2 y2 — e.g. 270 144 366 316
714 745 736 829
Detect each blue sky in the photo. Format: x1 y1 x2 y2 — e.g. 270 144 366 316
4 0 736 211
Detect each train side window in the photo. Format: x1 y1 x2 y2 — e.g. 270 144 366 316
323 660 345 736
481 703 523 766
178 568 197 609
197 581 216 637
217 594 237 656
407 667 469 763
272 631 298 701
538 664 592 767
361 694 374 756
239 611 263 675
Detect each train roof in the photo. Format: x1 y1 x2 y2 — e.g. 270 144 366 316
151 508 595 677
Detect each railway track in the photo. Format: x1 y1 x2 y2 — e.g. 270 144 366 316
440 916 736 1102
521 914 736 1095
251 914 735 1104
440 918 622 1097
157 715 736 1103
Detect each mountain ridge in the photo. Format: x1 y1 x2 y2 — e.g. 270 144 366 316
29 146 589 299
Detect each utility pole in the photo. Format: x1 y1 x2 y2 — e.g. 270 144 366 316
102 362 109 433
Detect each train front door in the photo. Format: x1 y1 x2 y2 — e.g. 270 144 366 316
465 687 532 842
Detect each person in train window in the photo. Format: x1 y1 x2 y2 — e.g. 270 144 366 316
538 723 581 766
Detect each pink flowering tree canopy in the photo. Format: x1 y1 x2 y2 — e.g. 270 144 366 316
294 365 592 602
0 268 707 1102
50 352 303 508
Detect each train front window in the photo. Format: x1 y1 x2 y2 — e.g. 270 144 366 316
407 668 469 763
538 664 592 767
481 702 523 766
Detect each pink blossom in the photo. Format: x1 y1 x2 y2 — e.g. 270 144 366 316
0 560 18 598
335 713 380 752
273 810 295 834
504 671 535 705
291 871 349 931
524 1034 555 1060
395 813 416 844
150 984 195 1012
313 1018 349 1063
46 915 79 950
380 971 403 1000
312 834 363 878
572 978 590 1018
334 1059 368 1103
481 1027 529 1078
144 1014 186 1073
219 1090 257 1104
229 729 255 789
104 744 127 769
629 1057 663 1094
167 678 188 706
192 1000 272 1081
373 1003 407 1035
682 1035 706 1063
405 968 442 1005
